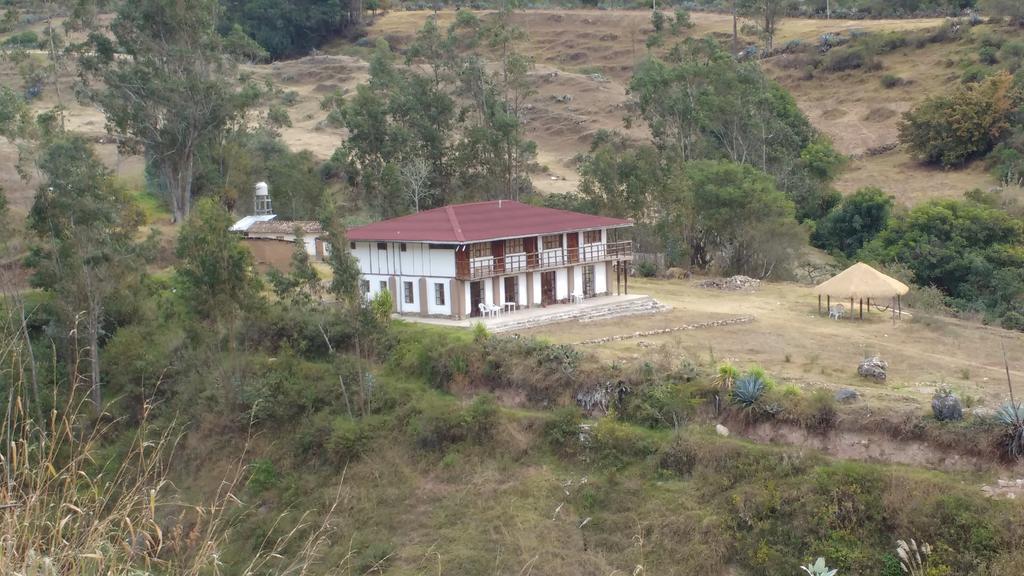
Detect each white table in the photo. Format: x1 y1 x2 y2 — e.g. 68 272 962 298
503 302 518 313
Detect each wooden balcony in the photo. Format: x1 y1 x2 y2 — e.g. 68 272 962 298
458 241 633 280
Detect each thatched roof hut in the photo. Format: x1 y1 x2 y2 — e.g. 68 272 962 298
814 262 909 300
814 262 909 319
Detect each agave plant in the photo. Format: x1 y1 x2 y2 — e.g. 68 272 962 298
997 401 1024 460
731 374 766 407
800 557 837 576
896 539 932 576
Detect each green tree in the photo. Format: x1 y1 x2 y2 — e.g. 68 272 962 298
813 187 893 257
220 0 348 59
861 197 1024 323
665 160 805 277
629 39 836 220
321 212 361 305
222 23 269 63
898 71 1022 167
26 135 151 411
175 197 260 325
577 131 666 223
79 0 258 222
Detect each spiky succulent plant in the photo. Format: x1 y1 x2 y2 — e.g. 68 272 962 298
731 374 765 407
997 402 1024 460
800 557 837 576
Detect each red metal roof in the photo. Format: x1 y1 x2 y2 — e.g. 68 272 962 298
347 200 631 243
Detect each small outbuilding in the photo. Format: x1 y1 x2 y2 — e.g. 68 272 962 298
814 262 909 320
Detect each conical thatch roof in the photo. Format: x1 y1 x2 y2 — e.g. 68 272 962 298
814 262 909 300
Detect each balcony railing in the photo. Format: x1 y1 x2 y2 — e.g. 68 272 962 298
460 241 632 280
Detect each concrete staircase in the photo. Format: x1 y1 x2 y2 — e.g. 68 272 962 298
488 296 669 333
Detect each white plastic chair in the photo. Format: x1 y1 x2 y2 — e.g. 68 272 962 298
571 292 584 304
478 303 494 318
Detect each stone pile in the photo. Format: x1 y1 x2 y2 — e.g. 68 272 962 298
696 275 762 291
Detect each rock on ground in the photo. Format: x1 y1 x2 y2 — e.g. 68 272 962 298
858 356 888 381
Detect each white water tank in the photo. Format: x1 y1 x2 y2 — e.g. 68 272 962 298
254 182 273 216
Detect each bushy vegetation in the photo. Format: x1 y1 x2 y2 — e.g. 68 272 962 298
899 72 1023 167
813 187 893 257
219 0 352 60
860 195 1024 326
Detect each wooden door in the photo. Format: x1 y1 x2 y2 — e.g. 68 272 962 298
469 281 485 316
503 276 518 305
541 271 556 305
566 232 579 264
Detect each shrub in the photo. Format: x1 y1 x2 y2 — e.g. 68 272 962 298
793 388 839 432
327 416 374 462
2 31 40 48
544 406 583 453
978 45 999 65
247 458 279 493
408 394 499 452
881 74 903 88
635 260 658 278
821 46 876 72
463 393 499 444
591 418 657 466
371 289 393 325
408 396 468 451
898 72 1022 167
670 8 694 33
960 64 990 84
1000 311 1024 331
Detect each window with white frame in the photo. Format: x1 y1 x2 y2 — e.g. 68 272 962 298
583 230 602 244
403 281 414 304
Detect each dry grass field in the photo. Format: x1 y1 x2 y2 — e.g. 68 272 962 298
519 277 1024 412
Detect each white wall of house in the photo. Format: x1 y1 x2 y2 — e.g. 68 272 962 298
427 279 451 316
351 226 622 317
351 241 456 277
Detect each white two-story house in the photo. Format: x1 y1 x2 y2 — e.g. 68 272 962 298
346 200 634 318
